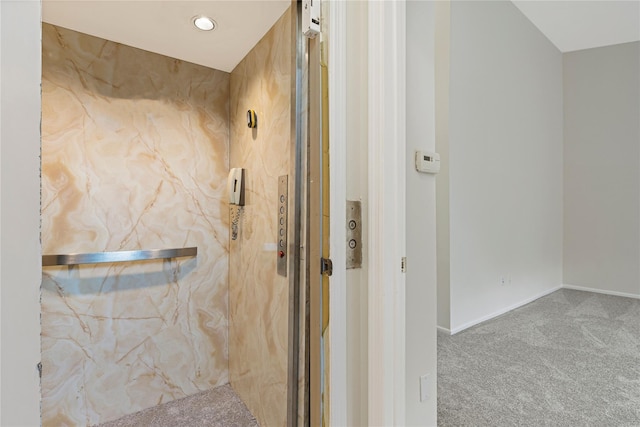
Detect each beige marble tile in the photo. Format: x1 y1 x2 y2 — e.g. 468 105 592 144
41 24 230 426
228 7 293 427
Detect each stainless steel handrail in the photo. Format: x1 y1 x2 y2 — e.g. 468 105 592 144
42 247 197 266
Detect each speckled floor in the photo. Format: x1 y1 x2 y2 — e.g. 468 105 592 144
97 384 259 427
438 289 640 426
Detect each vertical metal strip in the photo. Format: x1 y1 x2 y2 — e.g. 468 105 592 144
287 1 306 426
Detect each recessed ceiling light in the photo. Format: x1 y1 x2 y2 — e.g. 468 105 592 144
193 16 216 31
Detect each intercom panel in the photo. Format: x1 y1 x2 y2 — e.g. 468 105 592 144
228 168 245 206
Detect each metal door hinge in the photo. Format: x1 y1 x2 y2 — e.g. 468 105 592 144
321 257 333 276
401 257 407 273
37 362 42 378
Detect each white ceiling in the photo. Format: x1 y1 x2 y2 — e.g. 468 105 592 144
42 1 291 73
42 0 640 71
512 0 640 52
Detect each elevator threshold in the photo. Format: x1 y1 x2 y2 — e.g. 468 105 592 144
95 384 259 427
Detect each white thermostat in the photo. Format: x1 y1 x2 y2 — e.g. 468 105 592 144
415 151 440 174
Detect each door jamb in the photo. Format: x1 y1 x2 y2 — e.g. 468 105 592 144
367 1 407 425
327 0 347 425
327 0 407 424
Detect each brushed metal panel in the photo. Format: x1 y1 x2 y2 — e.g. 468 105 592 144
346 200 362 269
278 175 289 277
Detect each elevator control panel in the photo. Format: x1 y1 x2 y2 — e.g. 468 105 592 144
277 175 288 277
346 200 362 269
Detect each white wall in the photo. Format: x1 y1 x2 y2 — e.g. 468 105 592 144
435 0 451 331
0 1 43 425
563 41 640 298
406 1 438 424
448 0 563 332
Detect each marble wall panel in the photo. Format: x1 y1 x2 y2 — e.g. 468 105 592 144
41 24 230 426
228 7 293 427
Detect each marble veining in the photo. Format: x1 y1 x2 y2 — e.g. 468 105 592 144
229 7 293 427
41 24 230 426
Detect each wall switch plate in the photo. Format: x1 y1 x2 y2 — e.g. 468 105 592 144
420 374 429 402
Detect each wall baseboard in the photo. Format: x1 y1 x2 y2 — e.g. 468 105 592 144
450 286 562 335
562 284 640 300
436 326 451 335
442 285 640 337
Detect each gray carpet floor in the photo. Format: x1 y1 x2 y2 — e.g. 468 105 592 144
97 384 259 427
438 289 640 427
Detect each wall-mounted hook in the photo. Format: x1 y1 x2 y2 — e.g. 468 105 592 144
247 110 258 128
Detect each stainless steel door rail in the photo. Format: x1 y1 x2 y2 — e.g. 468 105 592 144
42 247 197 266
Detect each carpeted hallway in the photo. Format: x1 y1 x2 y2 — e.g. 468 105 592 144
97 384 259 427
438 289 640 426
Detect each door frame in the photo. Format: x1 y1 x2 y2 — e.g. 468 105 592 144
328 0 407 425
366 1 407 425
327 0 347 424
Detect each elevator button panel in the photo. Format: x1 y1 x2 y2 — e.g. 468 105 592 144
346 200 362 269
277 175 288 277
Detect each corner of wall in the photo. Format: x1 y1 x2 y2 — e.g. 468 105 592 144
435 0 451 331
446 0 564 332
0 1 43 425
406 1 438 425
562 42 640 298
